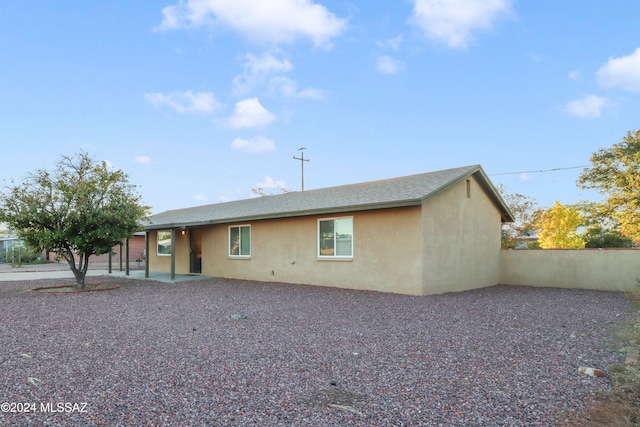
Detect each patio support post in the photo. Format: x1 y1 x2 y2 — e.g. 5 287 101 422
170 229 176 281
144 231 150 278
125 237 130 276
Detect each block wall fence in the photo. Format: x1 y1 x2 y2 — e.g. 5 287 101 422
501 248 640 292
46 235 146 266
92 235 146 265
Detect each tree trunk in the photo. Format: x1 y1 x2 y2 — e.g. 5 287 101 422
63 249 89 290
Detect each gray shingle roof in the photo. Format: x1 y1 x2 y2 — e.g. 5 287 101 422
145 164 513 229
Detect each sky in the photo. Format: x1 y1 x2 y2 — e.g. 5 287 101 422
1 0 639 215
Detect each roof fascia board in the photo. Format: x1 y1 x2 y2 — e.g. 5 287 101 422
144 199 424 230
470 168 515 222
418 165 481 204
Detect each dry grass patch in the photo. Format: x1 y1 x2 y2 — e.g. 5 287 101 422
302 385 367 415
565 286 640 426
572 363 640 426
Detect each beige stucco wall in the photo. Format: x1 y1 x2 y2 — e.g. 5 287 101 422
149 206 424 295
147 230 191 274
421 176 503 295
501 249 640 292
207 207 424 295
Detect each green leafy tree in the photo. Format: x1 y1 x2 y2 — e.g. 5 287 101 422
496 184 537 248
573 200 632 248
578 129 640 243
534 201 585 249
0 152 149 289
581 226 632 248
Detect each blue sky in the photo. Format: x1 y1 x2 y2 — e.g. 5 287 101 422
1 1 639 214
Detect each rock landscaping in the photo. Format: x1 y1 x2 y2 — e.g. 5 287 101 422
0 276 634 426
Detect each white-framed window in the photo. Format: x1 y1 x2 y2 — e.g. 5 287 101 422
318 217 353 258
157 230 172 256
229 225 251 257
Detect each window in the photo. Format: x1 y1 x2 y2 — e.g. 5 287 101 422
157 230 172 256
318 217 353 258
466 179 471 198
229 225 251 257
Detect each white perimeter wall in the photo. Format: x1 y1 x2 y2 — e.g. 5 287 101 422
501 249 640 292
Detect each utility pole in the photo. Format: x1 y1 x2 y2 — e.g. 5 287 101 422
293 147 309 191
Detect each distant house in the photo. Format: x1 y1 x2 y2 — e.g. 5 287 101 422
144 165 514 296
0 225 20 263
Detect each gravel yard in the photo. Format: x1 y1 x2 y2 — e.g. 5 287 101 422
0 276 634 426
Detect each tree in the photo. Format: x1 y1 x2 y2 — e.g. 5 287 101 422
496 184 537 248
573 200 632 248
577 129 640 243
581 226 632 248
534 201 585 249
251 185 289 197
0 152 149 289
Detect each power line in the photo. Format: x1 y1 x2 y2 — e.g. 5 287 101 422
489 165 589 176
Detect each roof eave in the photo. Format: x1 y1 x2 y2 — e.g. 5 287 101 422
417 165 515 223
144 199 424 230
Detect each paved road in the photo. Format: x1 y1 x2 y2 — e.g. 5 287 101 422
0 262 146 281
0 262 209 283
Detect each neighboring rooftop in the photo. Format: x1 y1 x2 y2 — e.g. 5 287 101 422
146 165 514 230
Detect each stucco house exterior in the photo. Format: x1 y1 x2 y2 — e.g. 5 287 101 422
144 165 513 296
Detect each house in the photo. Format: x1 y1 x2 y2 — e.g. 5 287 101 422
0 224 21 263
1 222 146 267
144 165 514 296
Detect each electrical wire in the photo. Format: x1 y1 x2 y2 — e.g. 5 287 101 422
489 165 589 176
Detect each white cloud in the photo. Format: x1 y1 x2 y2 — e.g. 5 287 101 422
145 91 222 114
193 194 209 203
528 52 541 63
268 76 324 99
597 47 640 93
409 0 512 48
155 0 347 48
217 188 244 202
568 70 581 80
564 95 609 119
255 175 287 190
233 52 294 94
232 52 323 99
232 52 324 99
219 98 276 129
231 135 276 153
134 155 152 164
376 34 404 51
376 55 405 75
519 173 533 183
